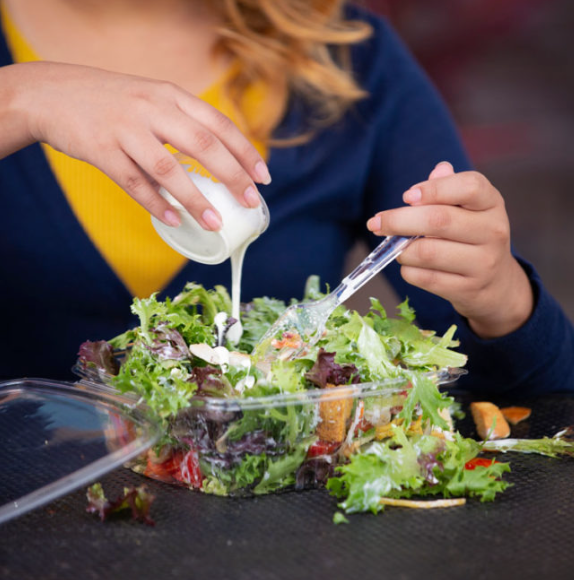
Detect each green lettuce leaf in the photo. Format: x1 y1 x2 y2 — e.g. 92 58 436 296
399 371 454 430
482 427 574 458
327 427 510 514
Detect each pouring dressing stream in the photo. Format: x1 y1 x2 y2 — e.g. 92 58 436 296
151 156 269 345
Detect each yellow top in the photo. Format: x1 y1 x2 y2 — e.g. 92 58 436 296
1 3 267 297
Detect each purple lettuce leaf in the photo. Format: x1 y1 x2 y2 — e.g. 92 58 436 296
86 483 155 526
295 458 335 490
146 324 189 361
78 340 120 376
417 451 445 486
305 348 360 388
190 365 225 394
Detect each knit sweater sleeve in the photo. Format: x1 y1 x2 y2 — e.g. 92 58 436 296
453 257 574 395
349 8 574 395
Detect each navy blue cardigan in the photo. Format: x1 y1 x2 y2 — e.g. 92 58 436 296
1 6 572 393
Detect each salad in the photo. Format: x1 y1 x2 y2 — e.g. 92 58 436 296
78 277 528 516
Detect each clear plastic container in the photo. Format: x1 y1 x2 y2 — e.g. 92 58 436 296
74 366 464 497
0 367 463 523
0 378 159 524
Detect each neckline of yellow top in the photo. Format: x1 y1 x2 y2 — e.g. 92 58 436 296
1 1 268 299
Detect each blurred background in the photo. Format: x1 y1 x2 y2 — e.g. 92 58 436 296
346 0 574 322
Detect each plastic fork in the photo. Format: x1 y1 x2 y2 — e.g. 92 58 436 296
252 235 417 361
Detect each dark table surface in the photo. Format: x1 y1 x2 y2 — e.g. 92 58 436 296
1 391 574 580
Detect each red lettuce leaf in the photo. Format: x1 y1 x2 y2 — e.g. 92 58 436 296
86 483 155 526
305 348 360 388
78 340 120 376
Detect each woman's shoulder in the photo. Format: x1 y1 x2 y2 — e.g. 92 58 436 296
344 3 427 94
344 2 399 43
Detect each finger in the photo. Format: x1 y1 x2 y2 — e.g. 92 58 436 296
428 161 454 180
403 171 501 212
368 204 490 244
399 264 471 302
175 93 272 185
155 113 262 209
397 237 489 277
101 150 184 228
115 139 223 231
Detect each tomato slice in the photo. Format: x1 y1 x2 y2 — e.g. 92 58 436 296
145 448 204 488
144 457 174 482
172 449 204 488
465 457 498 470
307 440 340 458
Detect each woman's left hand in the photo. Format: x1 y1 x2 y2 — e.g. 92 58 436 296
367 162 534 339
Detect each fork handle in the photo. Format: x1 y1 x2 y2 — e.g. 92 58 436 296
334 236 418 304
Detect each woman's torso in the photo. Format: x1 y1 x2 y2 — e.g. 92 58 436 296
0 4 469 379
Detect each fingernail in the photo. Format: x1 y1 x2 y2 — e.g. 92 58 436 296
255 161 272 185
403 188 422 204
202 208 223 231
367 215 381 231
163 209 181 227
430 161 454 179
244 186 261 208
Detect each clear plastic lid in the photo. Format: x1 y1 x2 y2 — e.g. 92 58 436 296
0 378 159 525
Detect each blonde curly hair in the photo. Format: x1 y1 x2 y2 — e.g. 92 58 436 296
211 0 373 144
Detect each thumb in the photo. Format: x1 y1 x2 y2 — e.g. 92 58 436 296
428 161 454 180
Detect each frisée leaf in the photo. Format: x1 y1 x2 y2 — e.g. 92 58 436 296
77 278 479 517
86 483 156 526
327 427 510 514
482 426 574 458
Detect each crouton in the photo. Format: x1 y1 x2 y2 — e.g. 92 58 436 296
500 406 532 425
470 401 510 440
316 384 354 443
374 417 423 441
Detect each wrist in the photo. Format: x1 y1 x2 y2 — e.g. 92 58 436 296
12 61 54 144
466 258 535 339
0 63 37 157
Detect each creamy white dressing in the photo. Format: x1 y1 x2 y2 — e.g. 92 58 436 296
235 374 255 394
214 312 228 347
156 167 268 347
226 239 251 344
345 401 364 446
189 343 229 368
230 349 254 393
189 342 254 392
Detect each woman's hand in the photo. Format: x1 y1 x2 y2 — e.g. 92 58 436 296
367 162 534 339
5 62 271 230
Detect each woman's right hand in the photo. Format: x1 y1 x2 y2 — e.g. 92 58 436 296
2 61 271 230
